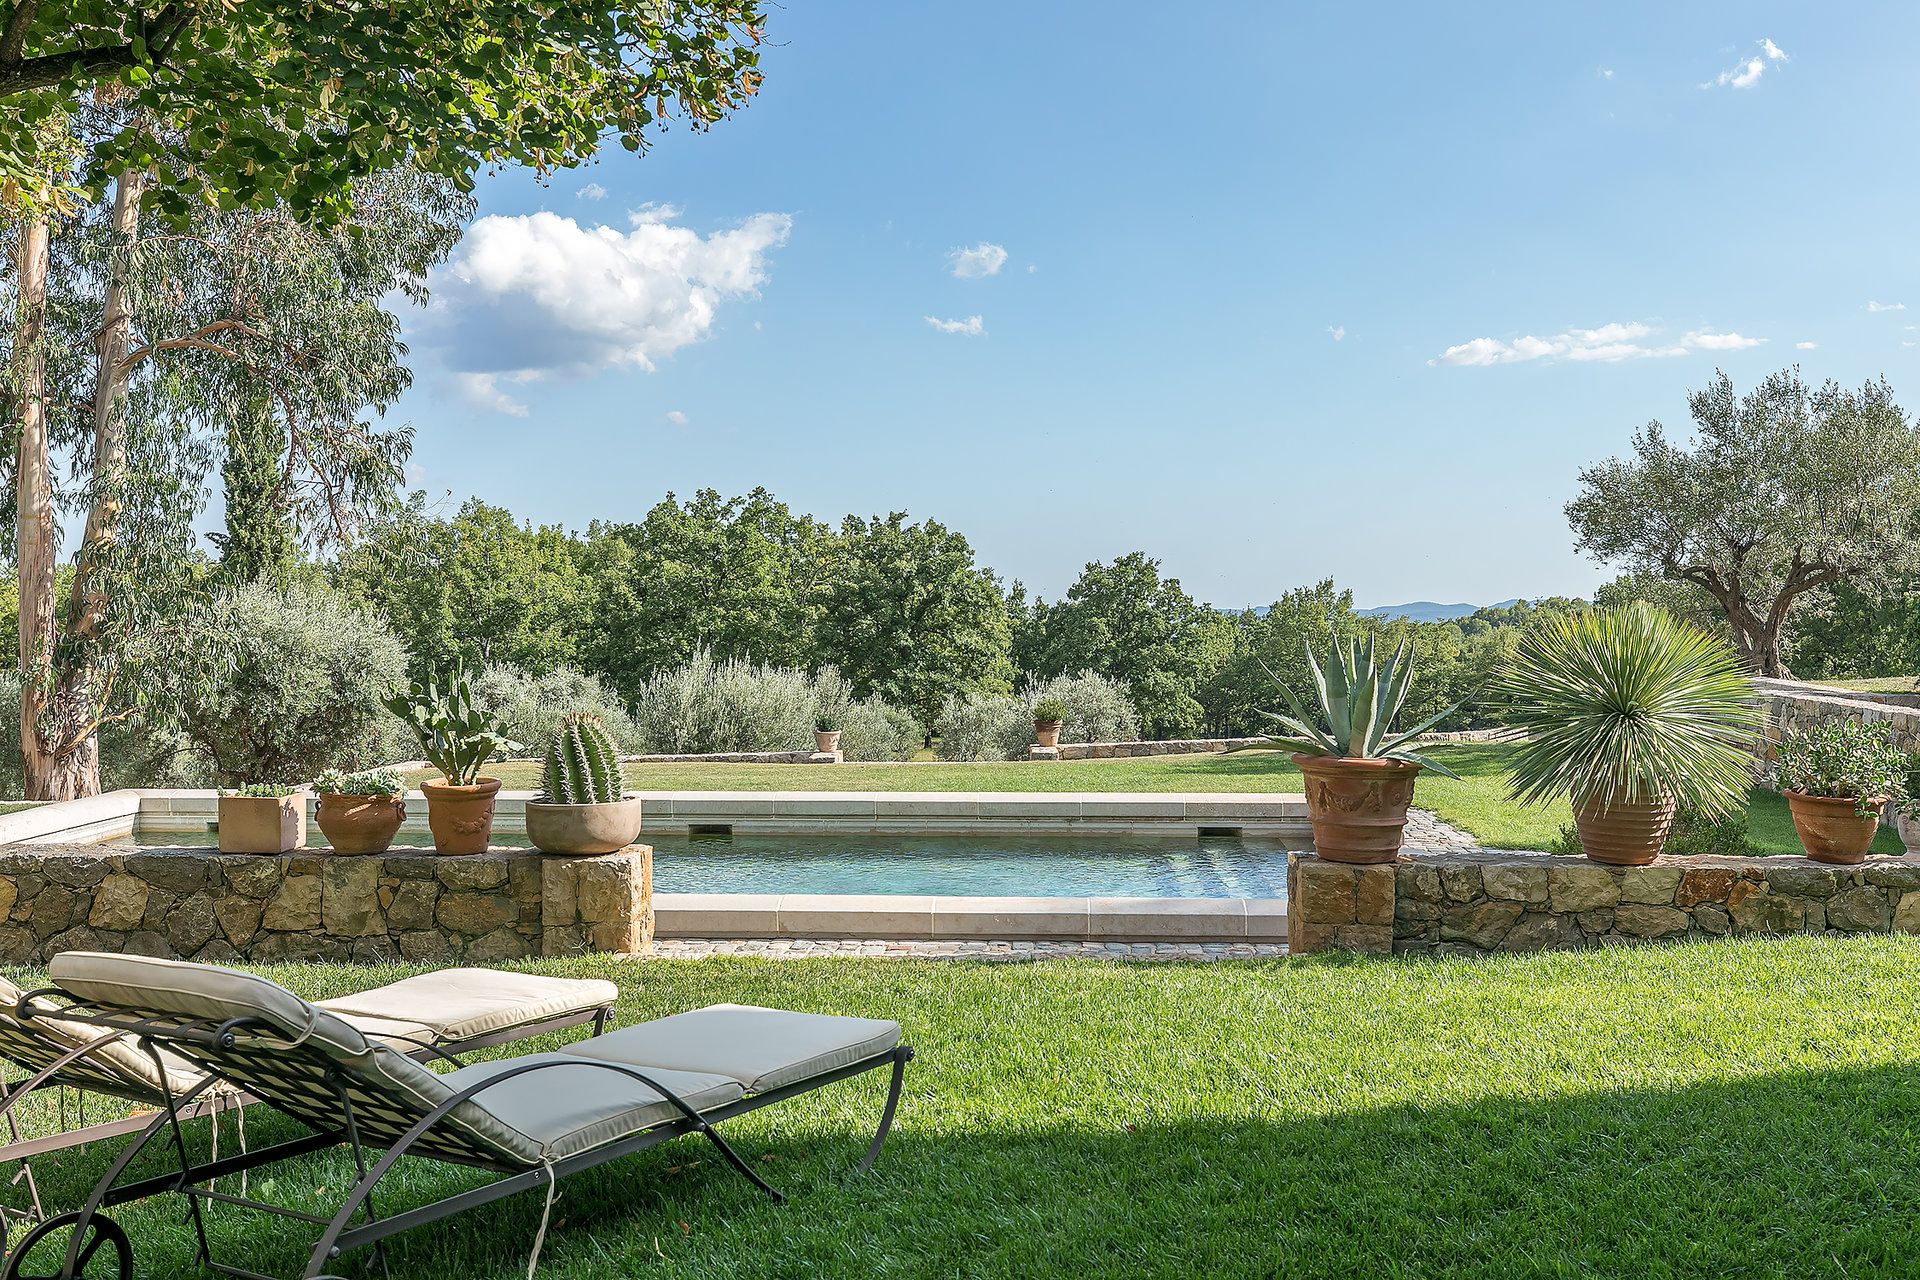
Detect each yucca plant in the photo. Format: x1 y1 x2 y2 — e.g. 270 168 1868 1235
1492 604 1759 816
1257 634 1463 777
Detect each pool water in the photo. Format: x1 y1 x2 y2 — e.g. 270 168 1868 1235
126 830 1292 898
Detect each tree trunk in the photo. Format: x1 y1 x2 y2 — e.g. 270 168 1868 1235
10 213 64 798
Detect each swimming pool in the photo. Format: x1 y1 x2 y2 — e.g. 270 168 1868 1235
121 829 1291 898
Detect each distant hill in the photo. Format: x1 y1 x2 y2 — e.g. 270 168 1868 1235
1357 600 1523 623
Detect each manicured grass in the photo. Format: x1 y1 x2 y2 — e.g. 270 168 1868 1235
426 746 1903 856
1826 675 1920 694
9 941 1920 1278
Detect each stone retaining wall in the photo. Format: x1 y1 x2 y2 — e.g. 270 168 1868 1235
1754 678 1920 758
0 844 653 966
1289 847 1920 957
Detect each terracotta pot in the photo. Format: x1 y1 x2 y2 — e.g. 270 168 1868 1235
1784 790 1883 864
525 795 644 856
1896 805 1920 857
1573 795 1676 866
314 792 406 856
815 730 843 754
1293 754 1422 864
217 794 305 854
1034 719 1064 749
421 776 502 855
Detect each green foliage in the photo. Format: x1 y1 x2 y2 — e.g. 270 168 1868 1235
381 661 515 786
1256 633 1462 775
1022 673 1138 744
212 396 298 585
1494 604 1761 817
1553 802 1759 858
1784 577 1920 681
1568 369 1920 676
630 650 815 755
469 661 637 755
151 581 410 787
938 674 1139 761
1032 696 1069 723
810 670 921 762
934 693 1033 762
1774 722 1911 813
540 713 627 805
814 713 839 733
222 783 298 798
312 767 406 797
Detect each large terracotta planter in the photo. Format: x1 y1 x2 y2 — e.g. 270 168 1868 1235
1293 754 1422 864
314 792 406 856
217 794 305 854
1034 720 1064 749
1573 795 1676 866
421 776 502 855
815 730 843 754
1895 805 1920 856
525 795 644 856
1784 790 1883 864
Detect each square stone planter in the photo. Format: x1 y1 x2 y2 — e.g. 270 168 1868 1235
218 794 305 854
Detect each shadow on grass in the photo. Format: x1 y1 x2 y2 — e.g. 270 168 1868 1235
10 1059 1920 1279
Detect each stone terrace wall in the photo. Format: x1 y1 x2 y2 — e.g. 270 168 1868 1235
1051 728 1519 761
0 845 652 966
1754 678 1920 759
1290 847 1920 958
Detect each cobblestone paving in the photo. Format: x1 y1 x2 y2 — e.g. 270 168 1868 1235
1402 807 1482 854
648 939 1288 960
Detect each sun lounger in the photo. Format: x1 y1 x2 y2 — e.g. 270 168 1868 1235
0 967 614 1228
8 953 911 1280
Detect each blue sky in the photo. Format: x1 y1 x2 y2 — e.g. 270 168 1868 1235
394 3 1920 610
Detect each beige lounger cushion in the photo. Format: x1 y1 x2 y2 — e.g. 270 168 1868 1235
439 1054 742 1160
0 971 218 1101
315 969 615 1044
568 1004 901 1093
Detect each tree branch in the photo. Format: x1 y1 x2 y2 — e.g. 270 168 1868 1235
118 319 265 374
0 0 41 66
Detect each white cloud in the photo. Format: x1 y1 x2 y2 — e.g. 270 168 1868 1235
1795 341 1818 350
1599 67 1615 80
948 243 1008 279
1327 325 1346 342
1869 300 1907 312
420 209 791 412
1704 38 1786 89
924 314 985 336
1429 322 1762 367
664 410 687 425
576 182 607 201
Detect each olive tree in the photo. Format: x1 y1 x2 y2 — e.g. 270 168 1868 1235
1567 369 1920 677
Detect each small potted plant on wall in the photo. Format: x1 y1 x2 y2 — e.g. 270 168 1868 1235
1493 605 1759 866
381 664 514 855
1257 634 1461 863
218 784 306 854
1032 697 1068 749
814 713 843 754
1775 721 1910 864
311 768 408 856
525 713 644 855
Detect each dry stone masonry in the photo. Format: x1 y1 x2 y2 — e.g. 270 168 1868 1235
1755 678 1920 758
0 844 653 966
1290 847 1920 957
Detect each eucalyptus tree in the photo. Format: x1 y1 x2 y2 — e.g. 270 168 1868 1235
0 3 766 796
1567 369 1920 678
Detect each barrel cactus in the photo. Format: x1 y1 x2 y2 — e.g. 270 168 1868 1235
540 713 627 805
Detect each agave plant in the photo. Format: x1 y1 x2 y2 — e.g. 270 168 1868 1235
1257 634 1462 777
1492 604 1759 815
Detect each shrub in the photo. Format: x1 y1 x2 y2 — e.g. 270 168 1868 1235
1032 696 1069 724
1775 720 1911 814
935 692 1031 761
471 662 638 754
838 698 922 762
313 767 407 796
156 581 410 786
1553 803 1758 858
630 650 815 754
1019 672 1139 744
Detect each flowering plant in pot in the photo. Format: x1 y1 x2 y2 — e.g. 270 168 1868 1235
526 714 644 856
1032 696 1068 749
814 713 842 754
218 784 306 854
381 664 515 855
1774 721 1910 864
1493 604 1759 866
311 768 408 856
1257 634 1460 864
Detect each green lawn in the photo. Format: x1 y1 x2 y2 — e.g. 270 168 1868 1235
436 745 1904 856
9 941 1920 1278
1825 675 1920 694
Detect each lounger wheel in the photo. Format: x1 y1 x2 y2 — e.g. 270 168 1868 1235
2 1210 131 1280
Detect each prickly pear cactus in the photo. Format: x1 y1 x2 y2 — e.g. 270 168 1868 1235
540 713 626 804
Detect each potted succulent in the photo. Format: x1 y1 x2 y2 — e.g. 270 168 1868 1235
1032 697 1068 749
311 768 408 856
1257 634 1461 863
1775 721 1909 864
1494 605 1759 866
1896 752 1920 855
814 713 843 754
218 784 306 854
525 713 644 855
381 664 515 855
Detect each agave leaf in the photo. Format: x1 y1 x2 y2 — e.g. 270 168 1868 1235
1317 637 1350 752
1380 642 1414 732
1376 699 1464 755
1257 709 1338 752
1267 682 1340 752
1387 748 1460 780
1349 635 1383 755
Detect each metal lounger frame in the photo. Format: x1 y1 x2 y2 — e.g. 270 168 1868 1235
12 996 911 1280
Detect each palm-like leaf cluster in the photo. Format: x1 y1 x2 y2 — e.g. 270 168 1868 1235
1493 604 1760 815
1258 635 1462 778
